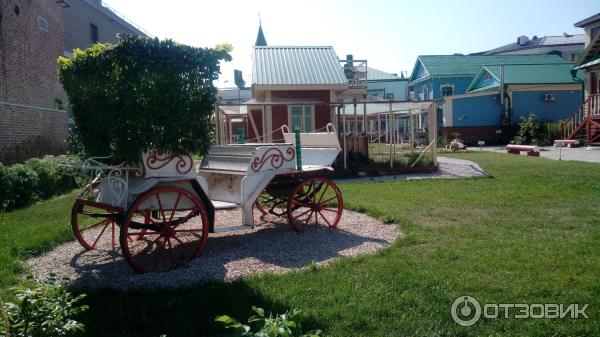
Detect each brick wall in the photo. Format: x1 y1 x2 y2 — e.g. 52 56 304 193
0 0 68 163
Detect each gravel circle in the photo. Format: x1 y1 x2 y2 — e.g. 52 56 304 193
26 209 401 290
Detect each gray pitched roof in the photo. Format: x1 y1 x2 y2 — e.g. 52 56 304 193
574 12 600 28
252 46 348 85
365 67 404 81
478 34 584 55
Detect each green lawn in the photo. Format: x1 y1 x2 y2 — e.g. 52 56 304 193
0 191 77 297
1 153 599 336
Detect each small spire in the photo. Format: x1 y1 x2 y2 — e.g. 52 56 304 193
255 14 267 46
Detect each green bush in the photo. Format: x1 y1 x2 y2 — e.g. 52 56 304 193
0 276 88 337
59 36 232 164
0 156 78 211
5 164 40 209
512 114 562 146
216 306 322 337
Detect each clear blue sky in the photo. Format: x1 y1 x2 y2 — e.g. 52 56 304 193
102 0 599 86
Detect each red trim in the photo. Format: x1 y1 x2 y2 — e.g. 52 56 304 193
250 147 295 172
145 153 194 174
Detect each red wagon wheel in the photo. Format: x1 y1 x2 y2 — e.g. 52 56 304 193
255 191 270 215
71 199 122 251
255 190 287 216
120 186 209 273
287 177 343 233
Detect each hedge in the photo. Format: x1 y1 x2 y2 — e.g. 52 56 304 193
0 155 80 211
58 36 232 164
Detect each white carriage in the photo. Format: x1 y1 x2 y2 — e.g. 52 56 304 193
70 125 344 273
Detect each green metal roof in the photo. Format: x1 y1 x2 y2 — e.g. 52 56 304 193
252 46 347 86
575 56 600 69
467 63 583 92
412 54 568 81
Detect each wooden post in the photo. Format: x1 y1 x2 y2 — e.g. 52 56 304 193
377 112 381 156
342 104 347 170
429 102 438 166
388 101 393 168
353 99 358 134
363 102 367 134
410 109 415 151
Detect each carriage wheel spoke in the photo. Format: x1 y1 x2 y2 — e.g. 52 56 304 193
318 196 338 206
318 211 333 227
171 209 196 230
303 210 315 225
168 193 183 223
90 220 111 249
142 210 159 225
292 207 313 220
316 184 330 204
172 236 197 255
320 207 339 213
111 221 115 250
138 235 164 255
127 231 160 237
156 194 167 224
80 218 110 232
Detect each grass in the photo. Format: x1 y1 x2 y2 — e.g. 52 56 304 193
1 153 599 336
0 191 77 297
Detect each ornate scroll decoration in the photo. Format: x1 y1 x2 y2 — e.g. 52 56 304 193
145 153 194 174
107 169 127 206
251 147 295 172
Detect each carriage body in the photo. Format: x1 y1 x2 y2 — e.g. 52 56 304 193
69 124 344 273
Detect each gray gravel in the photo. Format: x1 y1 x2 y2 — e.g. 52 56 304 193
471 146 600 163
26 210 400 290
338 156 486 183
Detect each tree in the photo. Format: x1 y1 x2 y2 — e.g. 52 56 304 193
59 35 231 164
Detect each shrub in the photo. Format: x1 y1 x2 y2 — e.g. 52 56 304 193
0 276 88 337
0 156 78 211
4 164 39 209
59 36 232 164
512 114 562 146
0 164 12 210
215 306 322 337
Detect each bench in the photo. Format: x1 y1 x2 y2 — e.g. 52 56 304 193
506 144 540 157
553 139 580 148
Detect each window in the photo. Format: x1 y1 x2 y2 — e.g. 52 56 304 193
385 93 394 100
441 85 453 97
592 26 600 42
90 23 99 43
571 53 579 62
288 105 313 132
37 16 48 32
422 85 430 101
368 89 385 98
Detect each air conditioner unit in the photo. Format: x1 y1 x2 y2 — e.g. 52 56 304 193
544 94 556 102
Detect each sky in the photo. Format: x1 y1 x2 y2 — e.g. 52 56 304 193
102 0 599 87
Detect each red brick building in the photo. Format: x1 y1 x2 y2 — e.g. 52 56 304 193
0 0 67 163
0 0 145 163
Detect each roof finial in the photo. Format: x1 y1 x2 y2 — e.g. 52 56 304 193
255 14 267 46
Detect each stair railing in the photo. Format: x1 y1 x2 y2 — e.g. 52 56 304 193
560 94 599 140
